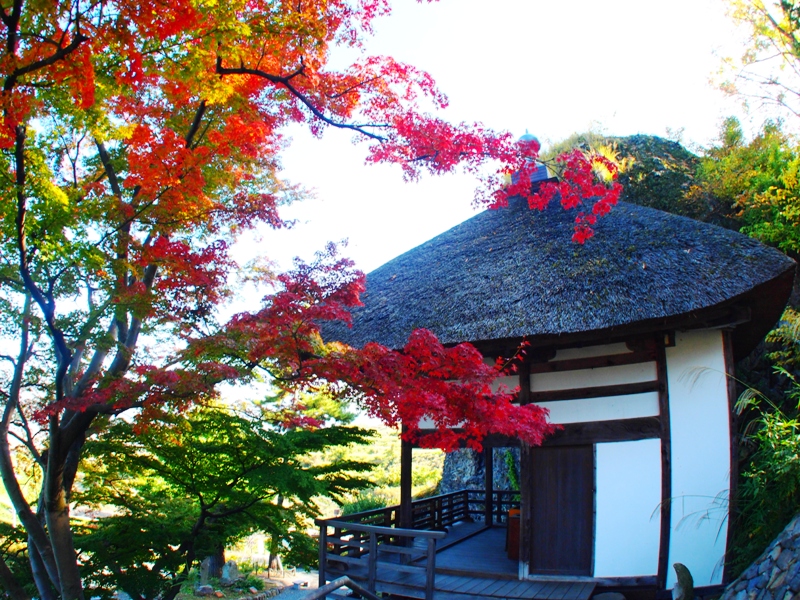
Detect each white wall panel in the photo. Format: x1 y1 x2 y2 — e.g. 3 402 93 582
531 361 657 392
665 330 730 587
537 392 659 424
554 343 632 361
594 440 661 577
491 375 519 393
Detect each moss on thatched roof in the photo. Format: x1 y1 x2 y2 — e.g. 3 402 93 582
329 199 794 357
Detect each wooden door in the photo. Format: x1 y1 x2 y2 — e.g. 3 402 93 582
529 445 594 575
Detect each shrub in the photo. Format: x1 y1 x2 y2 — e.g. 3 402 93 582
732 371 800 574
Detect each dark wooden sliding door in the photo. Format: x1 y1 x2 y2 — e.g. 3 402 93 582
529 445 594 575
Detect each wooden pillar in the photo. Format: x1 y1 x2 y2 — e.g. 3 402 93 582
517 360 532 575
656 335 672 590
722 329 738 585
400 426 413 529
484 445 494 524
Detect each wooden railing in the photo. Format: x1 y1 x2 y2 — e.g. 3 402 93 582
317 519 446 599
316 489 521 598
329 488 521 530
482 489 521 524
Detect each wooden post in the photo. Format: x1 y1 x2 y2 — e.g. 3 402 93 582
518 359 531 574
656 335 672 590
425 537 437 600
400 426 413 529
722 329 738 585
367 532 377 594
318 523 327 591
484 445 494 524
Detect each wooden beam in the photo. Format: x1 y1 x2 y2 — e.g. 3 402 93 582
540 417 661 446
471 304 751 358
530 380 659 403
528 349 657 374
416 416 662 448
656 338 672 591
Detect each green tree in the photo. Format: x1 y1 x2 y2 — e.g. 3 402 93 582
72 405 372 600
691 117 800 254
723 0 800 120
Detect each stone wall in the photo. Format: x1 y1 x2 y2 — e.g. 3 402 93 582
721 513 800 600
438 448 519 495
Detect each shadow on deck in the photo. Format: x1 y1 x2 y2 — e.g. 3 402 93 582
435 524 518 578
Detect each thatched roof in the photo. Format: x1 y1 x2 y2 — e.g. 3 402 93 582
329 198 795 359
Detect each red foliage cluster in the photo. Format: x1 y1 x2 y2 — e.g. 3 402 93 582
1 0 615 453
191 247 558 451
495 148 622 243
320 330 559 451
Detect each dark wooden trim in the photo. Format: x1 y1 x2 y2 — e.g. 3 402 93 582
656 338 672 590
400 427 413 529
519 361 532 571
471 303 755 359
479 433 522 448
530 380 659 403
519 360 531 405
722 329 738 585
528 349 657 375
541 417 661 446
417 416 661 448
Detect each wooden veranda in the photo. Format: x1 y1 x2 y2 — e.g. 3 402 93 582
316 490 596 600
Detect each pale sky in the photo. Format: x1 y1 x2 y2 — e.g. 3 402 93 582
234 0 753 284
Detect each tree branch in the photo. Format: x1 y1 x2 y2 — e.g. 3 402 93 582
4 32 88 91
215 57 387 141
186 100 207 149
14 125 72 406
0 296 61 589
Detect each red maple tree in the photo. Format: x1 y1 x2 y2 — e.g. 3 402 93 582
0 1 619 598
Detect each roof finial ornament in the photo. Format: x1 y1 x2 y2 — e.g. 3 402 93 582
517 130 548 182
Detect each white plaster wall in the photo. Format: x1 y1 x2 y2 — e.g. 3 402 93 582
537 392 659 424
554 343 632 361
531 361 657 392
491 374 519 393
665 330 730 587
594 439 662 577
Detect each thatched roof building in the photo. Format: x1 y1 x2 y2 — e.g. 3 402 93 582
332 198 794 359
318 194 798 593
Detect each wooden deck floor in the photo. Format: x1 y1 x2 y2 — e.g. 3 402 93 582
435 525 518 577
325 523 595 599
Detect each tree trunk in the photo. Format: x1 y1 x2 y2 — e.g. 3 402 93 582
45 494 83 600
45 431 85 600
0 555 30 600
28 534 58 600
0 438 60 590
267 548 282 575
207 544 225 579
